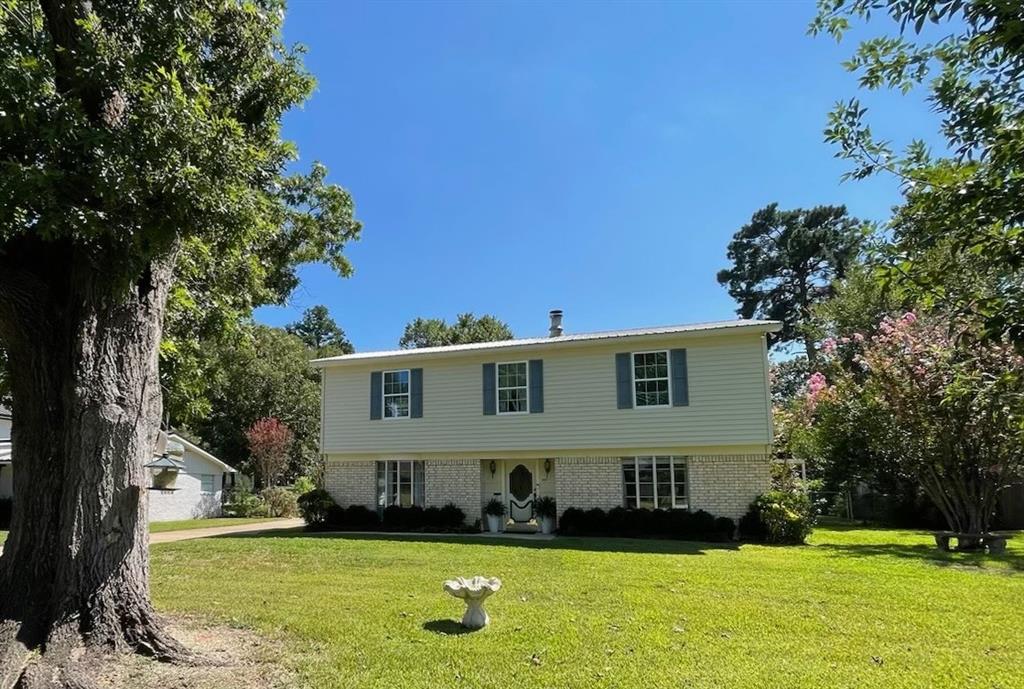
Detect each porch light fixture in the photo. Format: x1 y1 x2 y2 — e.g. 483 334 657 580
544 458 552 475
489 460 497 476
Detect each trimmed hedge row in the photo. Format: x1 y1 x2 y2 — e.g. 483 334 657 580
558 506 736 542
298 489 470 532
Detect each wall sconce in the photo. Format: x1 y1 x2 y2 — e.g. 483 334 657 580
544 458 552 475
489 460 497 476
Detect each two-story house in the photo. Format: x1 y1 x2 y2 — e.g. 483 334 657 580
314 312 780 530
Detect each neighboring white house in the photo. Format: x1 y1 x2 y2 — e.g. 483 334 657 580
0 409 236 522
146 433 238 522
314 311 780 530
0 406 11 500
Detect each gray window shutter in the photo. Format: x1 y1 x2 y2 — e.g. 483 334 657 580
410 368 423 418
482 363 496 415
615 353 633 409
369 371 383 420
528 359 544 413
670 348 689 406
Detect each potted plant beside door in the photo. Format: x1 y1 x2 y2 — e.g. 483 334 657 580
535 496 557 535
484 499 506 534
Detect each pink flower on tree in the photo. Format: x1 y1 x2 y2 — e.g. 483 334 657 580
821 338 837 354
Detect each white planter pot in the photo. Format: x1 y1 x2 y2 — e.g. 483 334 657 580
540 516 555 535
486 514 503 533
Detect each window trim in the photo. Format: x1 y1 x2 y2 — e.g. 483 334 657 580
496 360 530 415
622 456 688 509
382 368 411 420
631 350 672 408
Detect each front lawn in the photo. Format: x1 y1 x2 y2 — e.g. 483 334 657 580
151 526 1023 689
149 517 284 533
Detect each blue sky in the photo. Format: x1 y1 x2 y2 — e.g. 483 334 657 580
255 0 943 351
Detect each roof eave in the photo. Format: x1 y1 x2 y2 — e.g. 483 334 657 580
311 320 781 368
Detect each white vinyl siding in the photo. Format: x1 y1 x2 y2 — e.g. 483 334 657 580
321 334 772 453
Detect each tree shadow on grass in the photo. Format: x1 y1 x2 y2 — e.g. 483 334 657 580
214 529 741 556
821 541 1024 573
422 619 476 636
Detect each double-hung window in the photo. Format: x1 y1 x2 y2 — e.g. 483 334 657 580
633 351 670 407
199 474 215 494
622 456 687 509
376 460 425 508
383 369 410 419
497 361 528 414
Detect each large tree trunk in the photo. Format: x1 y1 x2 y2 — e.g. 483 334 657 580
0 238 185 687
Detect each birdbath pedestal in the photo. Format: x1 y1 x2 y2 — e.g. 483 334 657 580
443 576 502 630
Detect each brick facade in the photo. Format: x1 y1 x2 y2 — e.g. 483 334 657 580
424 459 482 523
554 457 622 517
324 460 377 510
324 453 770 525
687 454 770 520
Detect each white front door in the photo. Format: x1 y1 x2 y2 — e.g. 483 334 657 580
506 462 536 523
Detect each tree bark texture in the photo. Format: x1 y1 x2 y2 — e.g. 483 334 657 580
0 237 185 687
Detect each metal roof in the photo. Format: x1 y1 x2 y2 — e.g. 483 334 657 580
311 319 780 367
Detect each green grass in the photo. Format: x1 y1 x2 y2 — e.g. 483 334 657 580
148 517 284 533
149 527 1024 689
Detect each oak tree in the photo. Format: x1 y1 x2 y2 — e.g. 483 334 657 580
0 1 359 683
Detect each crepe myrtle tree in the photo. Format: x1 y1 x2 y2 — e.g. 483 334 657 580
245 417 294 489
0 1 359 683
797 313 1024 538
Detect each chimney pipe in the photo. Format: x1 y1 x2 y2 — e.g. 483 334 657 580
548 309 563 337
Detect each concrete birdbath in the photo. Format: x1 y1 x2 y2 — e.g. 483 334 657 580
442 576 502 630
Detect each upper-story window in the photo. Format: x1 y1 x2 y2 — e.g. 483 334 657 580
383 369 410 418
497 361 528 414
633 351 670 407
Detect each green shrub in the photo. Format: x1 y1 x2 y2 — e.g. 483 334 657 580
558 507 586 535
260 486 299 517
438 502 466 529
556 505 736 542
297 488 336 526
338 504 380 529
223 489 269 518
740 490 815 544
484 498 506 517
291 476 317 495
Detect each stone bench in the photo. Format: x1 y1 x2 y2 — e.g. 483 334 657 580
932 531 1013 555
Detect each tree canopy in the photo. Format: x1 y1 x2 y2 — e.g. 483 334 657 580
183 324 322 483
399 313 513 348
717 203 867 361
811 0 1024 345
287 304 354 356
